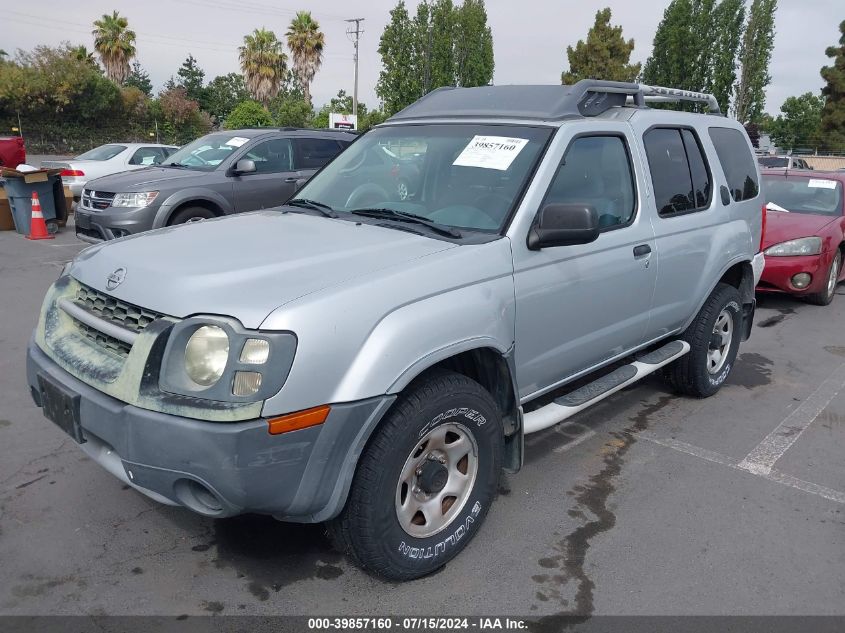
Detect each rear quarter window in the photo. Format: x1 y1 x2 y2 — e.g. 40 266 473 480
709 127 759 201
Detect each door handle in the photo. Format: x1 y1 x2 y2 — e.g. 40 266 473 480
633 244 652 258
284 177 298 183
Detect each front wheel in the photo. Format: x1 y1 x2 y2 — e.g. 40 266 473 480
805 251 841 306
663 282 743 398
328 370 503 581
168 206 216 225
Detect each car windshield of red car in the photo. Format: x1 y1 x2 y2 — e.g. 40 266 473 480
763 176 843 216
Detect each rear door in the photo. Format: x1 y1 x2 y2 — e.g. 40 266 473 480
231 138 299 212
293 137 345 184
638 125 729 339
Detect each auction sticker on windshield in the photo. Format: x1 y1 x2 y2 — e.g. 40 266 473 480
453 136 529 171
226 136 249 148
808 179 838 189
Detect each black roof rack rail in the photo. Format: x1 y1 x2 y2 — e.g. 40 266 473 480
388 80 722 122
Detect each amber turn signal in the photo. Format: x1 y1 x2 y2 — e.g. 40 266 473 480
267 405 331 435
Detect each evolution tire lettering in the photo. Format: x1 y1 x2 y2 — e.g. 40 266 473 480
398 501 482 559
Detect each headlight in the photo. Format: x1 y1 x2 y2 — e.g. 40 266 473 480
184 325 229 386
764 237 822 257
111 191 159 208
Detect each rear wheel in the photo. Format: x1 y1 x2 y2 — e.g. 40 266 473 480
168 206 216 225
663 283 743 397
805 251 841 306
327 370 502 581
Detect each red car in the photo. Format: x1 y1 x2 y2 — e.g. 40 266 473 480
0 136 26 168
757 169 845 305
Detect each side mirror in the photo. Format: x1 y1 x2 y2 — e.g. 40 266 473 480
527 203 600 250
233 159 256 175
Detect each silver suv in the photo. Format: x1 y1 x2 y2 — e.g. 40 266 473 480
27 81 765 581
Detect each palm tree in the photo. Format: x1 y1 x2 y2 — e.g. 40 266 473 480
285 11 324 105
71 45 98 69
239 28 287 107
92 11 136 84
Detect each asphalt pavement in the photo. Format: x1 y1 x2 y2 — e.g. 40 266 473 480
0 219 843 618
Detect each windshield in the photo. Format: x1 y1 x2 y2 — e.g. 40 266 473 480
293 124 552 232
759 157 789 168
763 176 843 216
76 144 127 161
165 133 252 170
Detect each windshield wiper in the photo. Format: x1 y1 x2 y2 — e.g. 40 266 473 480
349 208 461 238
165 162 188 169
286 198 338 218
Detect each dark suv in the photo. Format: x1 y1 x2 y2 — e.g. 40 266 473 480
74 128 357 242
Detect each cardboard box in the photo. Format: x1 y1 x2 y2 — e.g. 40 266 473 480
0 188 14 231
0 166 63 183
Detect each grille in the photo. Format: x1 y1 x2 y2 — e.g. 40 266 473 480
81 189 115 211
75 285 164 333
75 321 133 357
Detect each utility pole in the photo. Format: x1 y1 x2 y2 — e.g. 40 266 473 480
345 18 365 118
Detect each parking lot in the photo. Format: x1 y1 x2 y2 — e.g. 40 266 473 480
0 220 843 618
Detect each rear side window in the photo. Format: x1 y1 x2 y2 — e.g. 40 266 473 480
544 135 637 230
294 138 343 170
643 128 712 217
709 127 759 201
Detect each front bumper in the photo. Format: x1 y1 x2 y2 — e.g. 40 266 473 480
756 253 829 295
27 340 394 521
75 205 159 242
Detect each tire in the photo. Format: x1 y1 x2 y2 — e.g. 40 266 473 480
168 206 216 225
805 251 841 306
663 282 743 398
327 370 503 581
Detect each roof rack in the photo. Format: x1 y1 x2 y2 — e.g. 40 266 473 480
388 80 722 122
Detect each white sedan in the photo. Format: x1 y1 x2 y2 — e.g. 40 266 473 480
42 143 178 198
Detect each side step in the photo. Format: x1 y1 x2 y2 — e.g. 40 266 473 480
523 340 690 435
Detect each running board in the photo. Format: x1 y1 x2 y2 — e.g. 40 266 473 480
523 340 690 435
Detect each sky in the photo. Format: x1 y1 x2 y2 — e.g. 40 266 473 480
0 0 838 115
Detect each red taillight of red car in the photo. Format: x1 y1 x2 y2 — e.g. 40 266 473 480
760 203 767 253
60 169 84 177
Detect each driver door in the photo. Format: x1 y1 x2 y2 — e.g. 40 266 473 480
511 123 658 400
232 138 301 212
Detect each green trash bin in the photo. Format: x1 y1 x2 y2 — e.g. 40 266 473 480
2 174 64 235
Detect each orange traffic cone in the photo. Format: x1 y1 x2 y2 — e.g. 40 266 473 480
26 192 54 240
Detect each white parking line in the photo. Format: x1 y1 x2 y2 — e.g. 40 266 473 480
737 361 845 476
640 433 845 505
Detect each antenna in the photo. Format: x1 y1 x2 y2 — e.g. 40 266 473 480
345 18 365 118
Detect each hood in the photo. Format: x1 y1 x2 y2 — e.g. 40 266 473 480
762 208 838 250
83 167 202 191
69 211 456 328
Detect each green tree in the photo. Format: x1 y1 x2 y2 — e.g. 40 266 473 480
561 8 640 84
643 0 745 112
733 0 777 123
239 28 287 106
429 0 457 90
286 11 324 105
269 94 312 127
767 93 824 151
125 61 153 97
454 0 494 87
205 73 250 122
820 20 845 152
225 100 273 129
177 54 206 105
91 10 136 84
153 86 212 144
709 0 745 113
377 2 421 114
